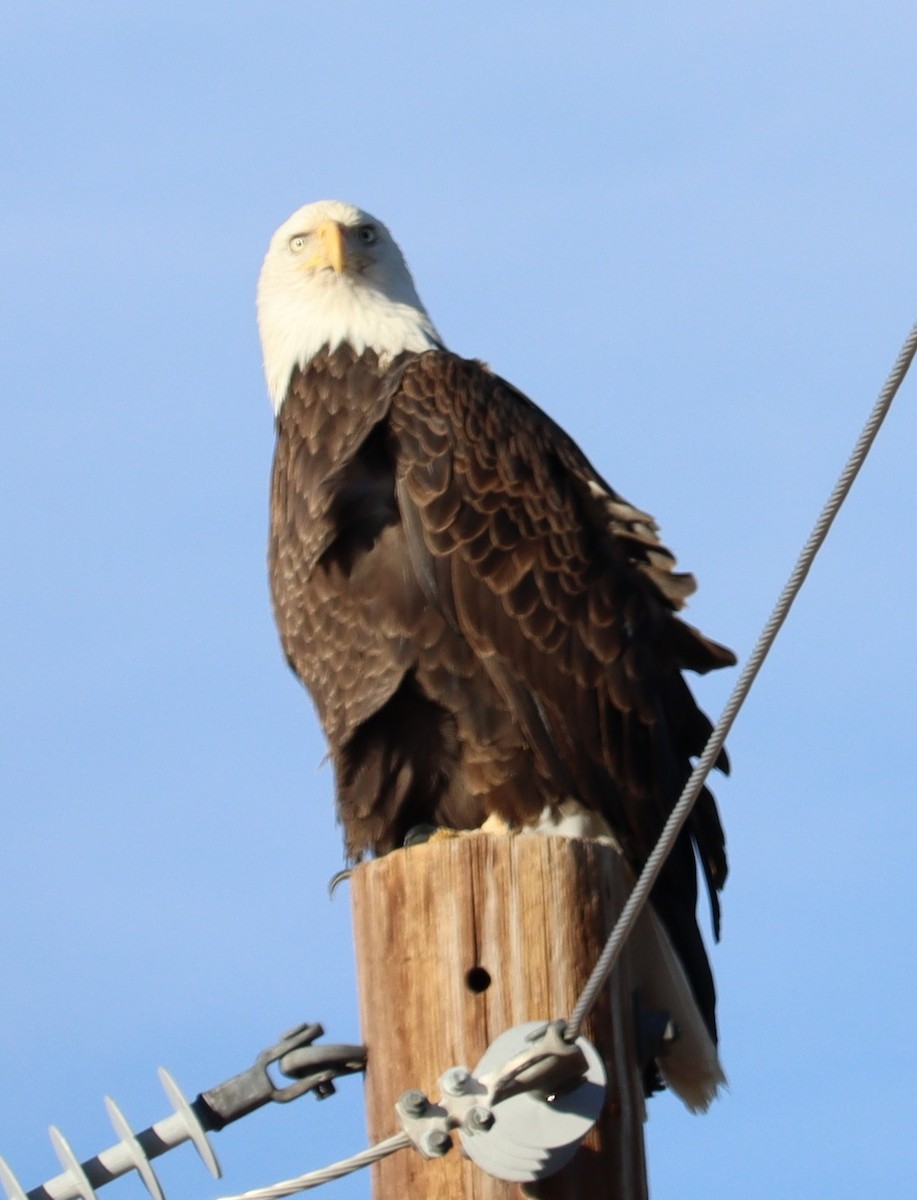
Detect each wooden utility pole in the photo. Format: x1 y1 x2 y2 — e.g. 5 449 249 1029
351 834 649 1200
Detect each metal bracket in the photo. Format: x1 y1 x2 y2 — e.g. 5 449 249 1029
395 1020 606 1182
198 1022 366 1127
0 1022 367 1200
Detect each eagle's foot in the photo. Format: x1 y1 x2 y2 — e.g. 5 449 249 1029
479 813 513 835
402 823 441 848
403 824 490 848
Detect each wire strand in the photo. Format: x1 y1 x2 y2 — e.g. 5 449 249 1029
566 316 917 1041
219 319 917 1198
217 1133 412 1200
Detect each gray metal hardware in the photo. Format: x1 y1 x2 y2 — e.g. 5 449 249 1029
0 1023 366 1200
395 1019 606 1183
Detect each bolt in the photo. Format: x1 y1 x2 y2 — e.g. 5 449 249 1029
400 1088 428 1117
463 1105 495 1134
440 1067 471 1096
422 1129 452 1158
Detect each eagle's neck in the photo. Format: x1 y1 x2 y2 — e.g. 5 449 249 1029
259 276 442 415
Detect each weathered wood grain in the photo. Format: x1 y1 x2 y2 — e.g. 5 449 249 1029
351 834 648 1199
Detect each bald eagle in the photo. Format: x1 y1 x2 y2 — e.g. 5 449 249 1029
258 200 735 1077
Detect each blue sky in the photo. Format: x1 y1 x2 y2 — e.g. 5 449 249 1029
2 3 916 1197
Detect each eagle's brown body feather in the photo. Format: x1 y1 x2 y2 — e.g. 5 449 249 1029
269 343 734 1036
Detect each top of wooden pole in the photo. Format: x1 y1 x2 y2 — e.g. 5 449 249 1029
350 834 653 1200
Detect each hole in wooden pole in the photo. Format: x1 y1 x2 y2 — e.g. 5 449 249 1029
466 966 491 993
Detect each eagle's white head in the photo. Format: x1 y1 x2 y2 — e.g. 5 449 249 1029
257 200 443 413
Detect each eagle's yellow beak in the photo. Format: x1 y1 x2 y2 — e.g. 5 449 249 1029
308 219 347 274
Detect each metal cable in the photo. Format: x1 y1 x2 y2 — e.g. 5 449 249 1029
217 1133 411 1200
567 316 917 1041
217 319 917 1198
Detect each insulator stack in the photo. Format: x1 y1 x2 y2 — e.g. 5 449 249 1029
0 1068 221 1200
0 1023 366 1200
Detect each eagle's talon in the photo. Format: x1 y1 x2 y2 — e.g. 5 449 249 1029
328 868 351 898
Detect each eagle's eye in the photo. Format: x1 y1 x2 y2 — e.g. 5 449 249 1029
289 235 307 253
356 224 378 246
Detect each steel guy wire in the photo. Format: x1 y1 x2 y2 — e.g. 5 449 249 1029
567 316 917 1042
217 1134 412 1200
221 318 917 1199
153 321 917 1200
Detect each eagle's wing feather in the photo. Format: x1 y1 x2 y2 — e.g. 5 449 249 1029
269 353 421 751
390 351 734 917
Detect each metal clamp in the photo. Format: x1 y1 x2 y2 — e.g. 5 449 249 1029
395 1020 606 1183
198 1022 366 1126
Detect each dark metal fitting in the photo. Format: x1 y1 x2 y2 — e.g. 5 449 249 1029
198 1023 366 1129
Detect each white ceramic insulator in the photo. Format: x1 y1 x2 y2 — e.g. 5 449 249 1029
103 1097 165 1200
48 1129 98 1200
0 1157 29 1200
156 1069 220 1180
